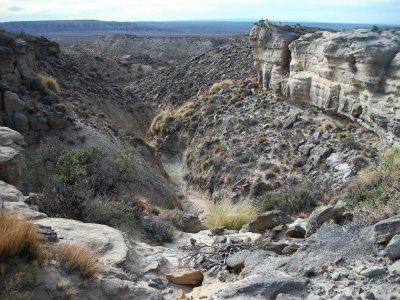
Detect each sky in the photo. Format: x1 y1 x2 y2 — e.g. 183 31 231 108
1 0 400 25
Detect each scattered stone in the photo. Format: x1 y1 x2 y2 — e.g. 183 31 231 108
385 234 400 260
371 215 400 244
182 213 205 233
210 227 225 236
306 204 345 237
388 260 400 275
145 274 168 290
359 267 387 278
243 210 292 233
282 243 300 255
214 236 227 243
286 225 306 239
166 269 203 286
226 250 251 271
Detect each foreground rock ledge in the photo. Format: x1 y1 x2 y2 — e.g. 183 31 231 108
35 218 128 266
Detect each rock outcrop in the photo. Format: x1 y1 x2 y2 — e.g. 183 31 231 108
0 30 67 132
0 126 25 186
251 21 400 144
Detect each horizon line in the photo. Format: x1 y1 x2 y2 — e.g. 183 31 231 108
1 19 399 26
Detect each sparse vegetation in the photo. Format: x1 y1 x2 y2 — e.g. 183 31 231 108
149 111 174 135
149 101 196 135
260 186 322 215
206 199 258 230
56 147 99 185
0 258 40 300
142 216 175 243
0 214 44 261
0 215 43 300
175 101 195 117
209 79 234 93
158 209 185 230
341 136 363 151
38 73 61 93
54 243 99 278
344 147 400 211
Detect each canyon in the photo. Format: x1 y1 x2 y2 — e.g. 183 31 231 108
1 21 400 299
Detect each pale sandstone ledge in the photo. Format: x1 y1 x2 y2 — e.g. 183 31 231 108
250 21 400 145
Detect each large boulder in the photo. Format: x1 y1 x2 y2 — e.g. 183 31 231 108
305 204 345 237
242 210 292 233
34 218 128 266
370 215 400 244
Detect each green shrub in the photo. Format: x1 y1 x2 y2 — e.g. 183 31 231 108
56 147 99 185
346 185 387 208
340 136 363 151
260 187 322 215
206 199 258 230
0 258 39 300
378 147 400 176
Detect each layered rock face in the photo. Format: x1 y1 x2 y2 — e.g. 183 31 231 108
251 21 400 144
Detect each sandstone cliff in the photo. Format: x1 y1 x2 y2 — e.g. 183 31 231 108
251 21 400 144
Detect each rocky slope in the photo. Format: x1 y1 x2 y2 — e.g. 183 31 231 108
0 29 180 208
251 21 400 145
126 34 253 108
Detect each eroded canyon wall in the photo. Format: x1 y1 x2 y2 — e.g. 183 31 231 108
251 21 400 144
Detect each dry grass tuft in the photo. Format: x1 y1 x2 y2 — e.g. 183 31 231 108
223 174 232 185
149 111 174 135
38 73 61 93
0 214 44 261
54 243 99 278
206 199 258 230
318 122 332 133
209 79 234 93
295 211 309 219
175 102 195 118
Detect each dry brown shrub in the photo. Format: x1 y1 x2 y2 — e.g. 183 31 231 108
209 79 234 93
54 243 99 278
0 214 44 261
38 73 60 93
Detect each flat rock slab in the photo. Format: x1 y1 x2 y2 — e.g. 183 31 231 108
210 271 307 299
166 269 203 286
3 201 47 219
0 180 24 202
35 218 128 266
